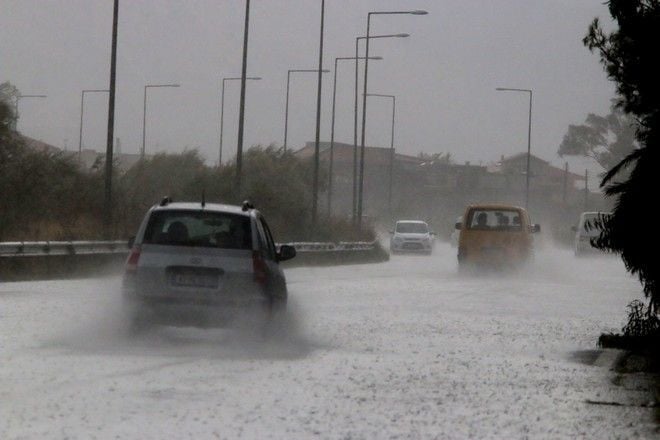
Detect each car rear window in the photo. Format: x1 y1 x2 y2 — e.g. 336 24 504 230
467 209 522 231
143 210 252 249
396 222 428 233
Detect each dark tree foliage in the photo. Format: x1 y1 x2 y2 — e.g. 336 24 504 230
0 82 18 137
558 102 637 170
585 1 660 312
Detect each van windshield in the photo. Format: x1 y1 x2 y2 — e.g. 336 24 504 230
467 209 522 231
143 210 252 249
396 222 428 233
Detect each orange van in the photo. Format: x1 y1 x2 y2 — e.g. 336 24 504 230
456 204 540 270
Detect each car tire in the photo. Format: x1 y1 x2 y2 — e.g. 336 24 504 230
123 301 152 335
261 296 287 339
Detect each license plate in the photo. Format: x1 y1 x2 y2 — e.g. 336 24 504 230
170 272 218 288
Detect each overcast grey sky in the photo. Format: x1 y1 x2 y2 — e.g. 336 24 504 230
1 0 615 169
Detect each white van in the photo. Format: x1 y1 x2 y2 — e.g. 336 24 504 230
572 211 610 256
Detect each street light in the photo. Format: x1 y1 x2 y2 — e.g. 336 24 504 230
311 0 325 226
283 69 329 151
496 87 533 209
14 94 47 131
219 76 261 165
352 33 408 221
78 89 109 160
235 0 251 197
327 55 383 216
104 0 118 239
142 83 180 158
365 93 395 217
358 9 427 228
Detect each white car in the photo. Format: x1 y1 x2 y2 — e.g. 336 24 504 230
572 211 610 256
122 198 296 330
389 220 434 255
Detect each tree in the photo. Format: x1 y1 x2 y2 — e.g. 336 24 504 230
417 152 453 165
584 1 660 312
0 82 19 139
558 102 637 170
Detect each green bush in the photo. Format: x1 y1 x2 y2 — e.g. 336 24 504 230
0 140 372 243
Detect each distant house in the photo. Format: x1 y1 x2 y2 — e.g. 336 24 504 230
498 153 584 195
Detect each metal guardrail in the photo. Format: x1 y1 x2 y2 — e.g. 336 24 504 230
0 241 129 257
0 240 377 257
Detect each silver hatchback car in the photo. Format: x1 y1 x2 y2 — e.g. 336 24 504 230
122 198 296 329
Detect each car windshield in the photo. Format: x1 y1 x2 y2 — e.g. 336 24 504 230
143 210 252 249
396 222 428 233
467 209 522 231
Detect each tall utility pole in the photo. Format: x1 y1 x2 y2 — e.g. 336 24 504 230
235 0 251 197
104 0 119 239
311 0 325 226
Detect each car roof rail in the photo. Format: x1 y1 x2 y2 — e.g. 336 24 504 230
241 200 255 211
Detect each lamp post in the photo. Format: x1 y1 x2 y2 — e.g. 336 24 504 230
358 10 427 228
78 89 109 160
104 0 118 239
351 33 408 222
311 0 325 226
235 0 251 197
496 87 533 209
283 69 329 151
327 55 382 216
365 93 395 217
141 83 180 158
219 76 261 166
14 94 47 131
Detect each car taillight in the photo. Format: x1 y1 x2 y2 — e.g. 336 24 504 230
252 251 268 286
125 246 141 272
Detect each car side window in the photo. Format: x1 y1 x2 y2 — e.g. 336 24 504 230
255 217 276 260
259 217 277 261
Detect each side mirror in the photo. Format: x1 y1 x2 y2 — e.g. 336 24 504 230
430 231 436 236
277 244 296 262
128 236 135 248
571 225 577 232
531 224 541 233
454 222 462 230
